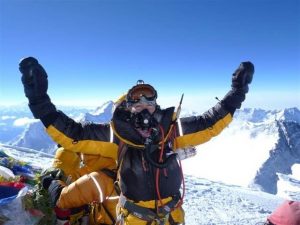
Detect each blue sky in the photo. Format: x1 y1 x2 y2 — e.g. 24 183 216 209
0 0 299 110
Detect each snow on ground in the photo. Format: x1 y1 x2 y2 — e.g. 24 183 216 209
292 164 300 178
277 172 300 201
184 175 284 225
0 144 53 170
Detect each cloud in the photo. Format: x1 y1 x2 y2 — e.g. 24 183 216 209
13 117 38 126
1 115 17 120
292 164 300 178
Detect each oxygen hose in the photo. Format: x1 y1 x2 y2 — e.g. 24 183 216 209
143 126 168 208
143 126 180 209
144 129 176 169
156 125 166 208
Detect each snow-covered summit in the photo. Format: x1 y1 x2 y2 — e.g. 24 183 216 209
79 101 114 123
281 107 300 123
11 121 56 155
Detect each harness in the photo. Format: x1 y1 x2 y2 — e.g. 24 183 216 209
117 193 181 225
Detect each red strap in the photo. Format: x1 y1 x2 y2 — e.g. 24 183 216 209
54 206 71 220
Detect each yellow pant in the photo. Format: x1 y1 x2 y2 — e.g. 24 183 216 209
52 147 118 225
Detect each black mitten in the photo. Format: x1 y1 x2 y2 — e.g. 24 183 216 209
19 57 56 118
231 61 254 93
41 174 55 190
40 168 64 190
20 57 49 102
222 62 255 113
40 168 65 207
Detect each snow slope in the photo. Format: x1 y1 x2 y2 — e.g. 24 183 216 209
182 108 300 200
184 175 283 225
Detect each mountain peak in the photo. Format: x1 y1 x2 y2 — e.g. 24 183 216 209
91 101 114 116
81 101 114 123
282 107 300 123
234 107 300 124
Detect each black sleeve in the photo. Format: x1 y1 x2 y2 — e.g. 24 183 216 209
180 102 230 135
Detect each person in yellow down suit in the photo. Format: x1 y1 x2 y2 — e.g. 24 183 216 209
20 57 254 225
42 147 118 225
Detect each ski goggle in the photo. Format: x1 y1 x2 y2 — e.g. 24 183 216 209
126 84 157 104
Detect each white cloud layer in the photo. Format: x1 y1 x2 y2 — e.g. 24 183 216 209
13 117 38 126
1 115 17 120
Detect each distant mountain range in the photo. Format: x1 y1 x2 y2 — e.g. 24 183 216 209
0 103 299 199
0 104 92 154
251 109 300 195
237 108 300 196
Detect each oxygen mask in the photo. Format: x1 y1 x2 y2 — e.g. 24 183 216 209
130 108 157 131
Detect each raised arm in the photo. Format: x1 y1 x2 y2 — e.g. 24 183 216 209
175 62 254 148
19 57 117 158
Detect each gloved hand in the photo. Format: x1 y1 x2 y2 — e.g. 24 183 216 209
19 57 56 118
41 174 56 190
40 168 65 190
231 61 254 93
19 57 48 103
221 62 255 112
40 168 65 207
